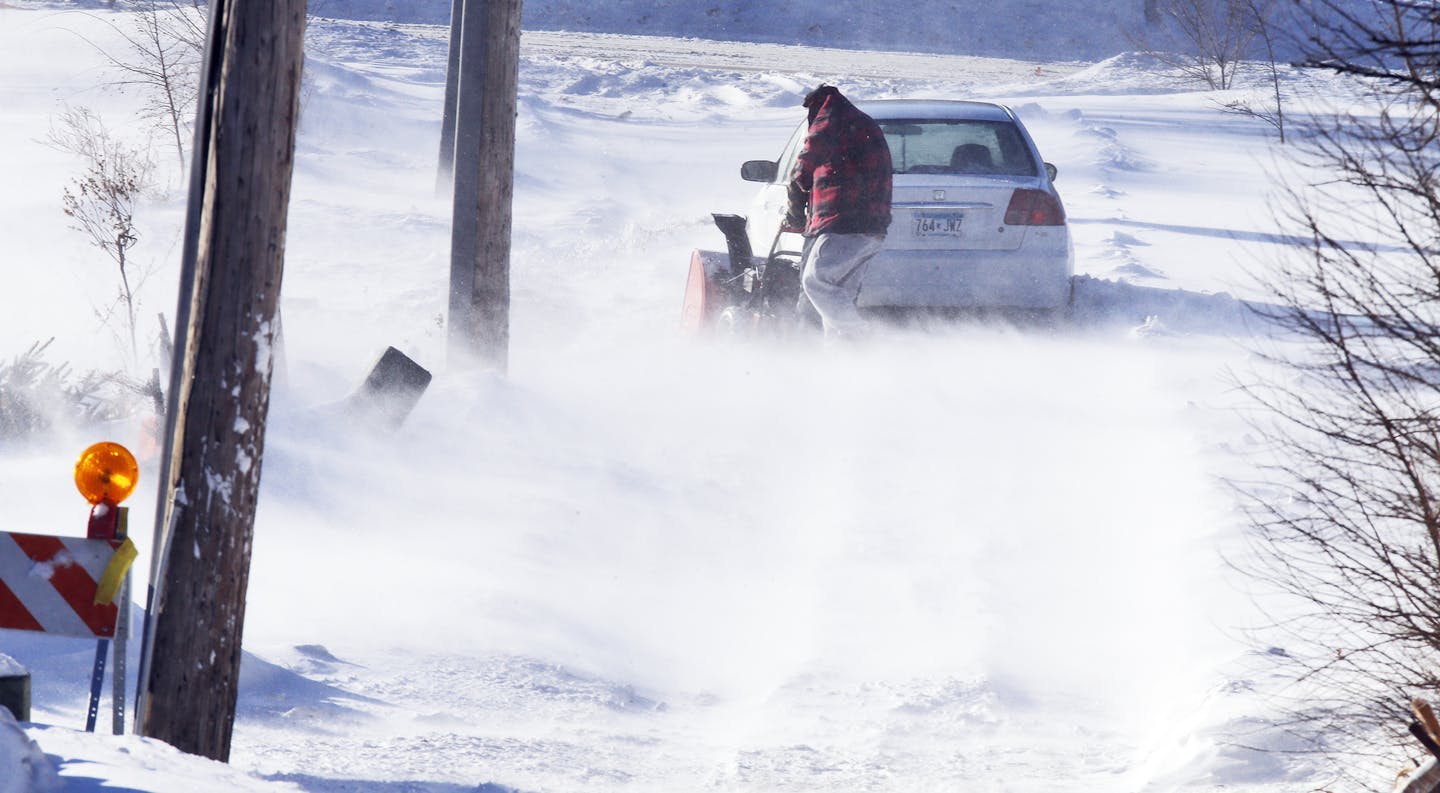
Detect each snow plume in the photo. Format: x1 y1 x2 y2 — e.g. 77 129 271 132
252 326 1247 698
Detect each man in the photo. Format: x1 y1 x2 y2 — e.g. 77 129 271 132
783 84 893 338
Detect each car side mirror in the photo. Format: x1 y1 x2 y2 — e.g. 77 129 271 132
1044 162 1058 182
741 160 779 183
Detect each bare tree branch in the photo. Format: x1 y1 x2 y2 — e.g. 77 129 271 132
1235 2 1440 775
1130 0 1278 89
48 106 155 364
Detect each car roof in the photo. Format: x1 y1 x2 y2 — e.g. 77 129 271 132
855 100 1018 123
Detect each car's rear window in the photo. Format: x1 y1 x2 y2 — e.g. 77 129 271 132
878 119 1037 177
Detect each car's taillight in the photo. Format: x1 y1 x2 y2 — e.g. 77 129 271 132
1003 188 1066 226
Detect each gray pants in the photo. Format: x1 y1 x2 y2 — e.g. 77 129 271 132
799 232 885 337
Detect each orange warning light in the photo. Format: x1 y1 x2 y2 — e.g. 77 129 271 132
74 442 139 505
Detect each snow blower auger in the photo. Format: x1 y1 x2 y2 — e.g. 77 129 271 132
681 213 804 335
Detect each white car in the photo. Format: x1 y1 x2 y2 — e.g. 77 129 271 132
683 100 1074 330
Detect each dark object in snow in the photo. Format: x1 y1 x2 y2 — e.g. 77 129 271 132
1398 698 1440 793
295 644 345 663
1414 699 1440 758
349 347 432 430
0 656 31 722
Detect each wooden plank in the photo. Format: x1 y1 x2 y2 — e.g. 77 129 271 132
349 347 433 430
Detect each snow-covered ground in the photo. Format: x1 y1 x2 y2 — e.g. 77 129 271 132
0 4 1398 792
308 0 1153 60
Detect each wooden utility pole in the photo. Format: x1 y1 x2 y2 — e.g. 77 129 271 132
436 0 464 192
138 0 307 762
447 0 522 373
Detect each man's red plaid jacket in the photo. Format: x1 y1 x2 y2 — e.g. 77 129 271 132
785 86 893 238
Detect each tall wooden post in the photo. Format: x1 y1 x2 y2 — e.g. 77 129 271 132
436 0 463 193
448 0 522 373
138 0 307 762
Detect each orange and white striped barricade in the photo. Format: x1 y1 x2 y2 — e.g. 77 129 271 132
0 443 140 734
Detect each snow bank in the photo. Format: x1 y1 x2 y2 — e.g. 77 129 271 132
0 709 59 793
303 0 1367 61
0 654 27 678
307 0 1145 59
25 726 305 793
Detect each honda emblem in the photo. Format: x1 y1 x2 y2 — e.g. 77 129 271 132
933 190 946 201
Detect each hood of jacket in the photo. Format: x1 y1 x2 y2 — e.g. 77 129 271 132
804 84 850 126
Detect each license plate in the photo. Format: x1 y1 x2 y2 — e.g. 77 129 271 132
912 212 965 237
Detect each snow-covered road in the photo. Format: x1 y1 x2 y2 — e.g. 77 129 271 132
2 9 1340 792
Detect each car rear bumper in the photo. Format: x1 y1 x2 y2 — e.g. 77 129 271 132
857 241 1073 310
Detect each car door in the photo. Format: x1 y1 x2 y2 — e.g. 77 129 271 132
745 120 807 260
